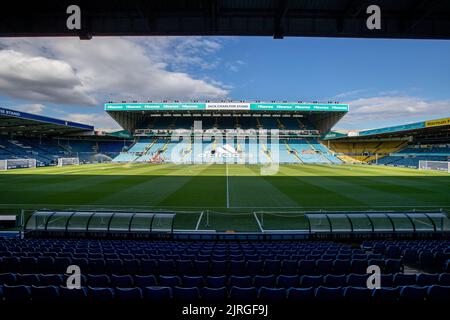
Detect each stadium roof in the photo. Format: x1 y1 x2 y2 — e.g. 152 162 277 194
1 0 449 40
324 116 450 142
0 107 94 136
105 101 349 133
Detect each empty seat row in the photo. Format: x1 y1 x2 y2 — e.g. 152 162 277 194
0 251 381 261
0 256 402 275
2 273 448 288
1 285 449 303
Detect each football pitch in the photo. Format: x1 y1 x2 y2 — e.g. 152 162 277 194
0 163 449 232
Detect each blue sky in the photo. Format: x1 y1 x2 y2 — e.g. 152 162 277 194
0 36 449 131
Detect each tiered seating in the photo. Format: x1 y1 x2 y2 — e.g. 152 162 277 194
1 239 449 302
329 140 407 163
375 143 450 168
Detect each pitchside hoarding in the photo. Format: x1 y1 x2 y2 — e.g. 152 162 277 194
104 102 349 112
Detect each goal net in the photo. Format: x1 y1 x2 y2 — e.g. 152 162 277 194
418 160 450 172
57 157 80 167
0 158 37 170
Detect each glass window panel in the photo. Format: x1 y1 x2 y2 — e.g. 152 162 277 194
88 212 114 231
67 212 95 231
46 212 74 231
29 211 54 231
348 214 372 232
388 214 414 232
130 213 154 232
407 213 434 232
368 213 393 232
427 213 450 232
151 213 175 232
109 213 134 232
327 214 351 232
307 214 331 233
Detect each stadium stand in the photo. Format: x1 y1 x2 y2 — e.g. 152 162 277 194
0 238 449 303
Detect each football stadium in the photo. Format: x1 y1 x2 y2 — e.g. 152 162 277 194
0 0 450 315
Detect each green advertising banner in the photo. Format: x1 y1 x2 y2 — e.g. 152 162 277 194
104 102 349 112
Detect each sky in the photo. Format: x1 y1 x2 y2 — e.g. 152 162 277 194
0 36 449 132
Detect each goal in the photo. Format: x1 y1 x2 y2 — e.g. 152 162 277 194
57 157 80 167
0 158 37 170
418 160 450 172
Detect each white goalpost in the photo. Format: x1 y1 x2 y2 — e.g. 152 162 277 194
418 160 450 173
57 157 80 167
0 158 37 170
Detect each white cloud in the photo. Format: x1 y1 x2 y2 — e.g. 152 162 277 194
0 50 95 105
10 103 46 114
0 37 229 107
63 112 121 132
336 95 450 130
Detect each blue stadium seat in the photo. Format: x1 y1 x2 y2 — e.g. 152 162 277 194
229 276 252 287
246 260 264 275
254 275 275 288
323 275 346 288
87 287 115 302
59 286 88 302
381 274 394 287
123 259 140 275
211 260 227 275
106 259 124 274
87 274 110 287
277 275 299 288
287 287 315 301
229 286 258 302
206 276 227 288
333 259 350 275
393 274 416 286
258 287 286 302
3 285 31 302
159 275 181 287
299 260 316 275
20 257 37 274
0 272 16 285
300 275 323 287
54 257 72 273
173 286 201 302
385 259 402 273
417 273 439 286
264 259 281 275
343 287 372 302
346 274 367 287
39 274 64 286
315 287 344 301
194 260 209 275
2 257 20 273
88 259 106 274
31 285 60 301
111 274 134 287
281 260 298 275
16 274 40 286
201 287 228 302
115 287 143 301
399 286 428 302
427 285 450 302
144 286 172 302
133 275 157 288
230 260 246 275
371 287 399 303
177 260 194 275
439 273 450 286
316 260 334 274
141 259 158 274
351 259 368 274
182 275 205 287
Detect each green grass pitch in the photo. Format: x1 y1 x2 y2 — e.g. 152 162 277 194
0 163 448 232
